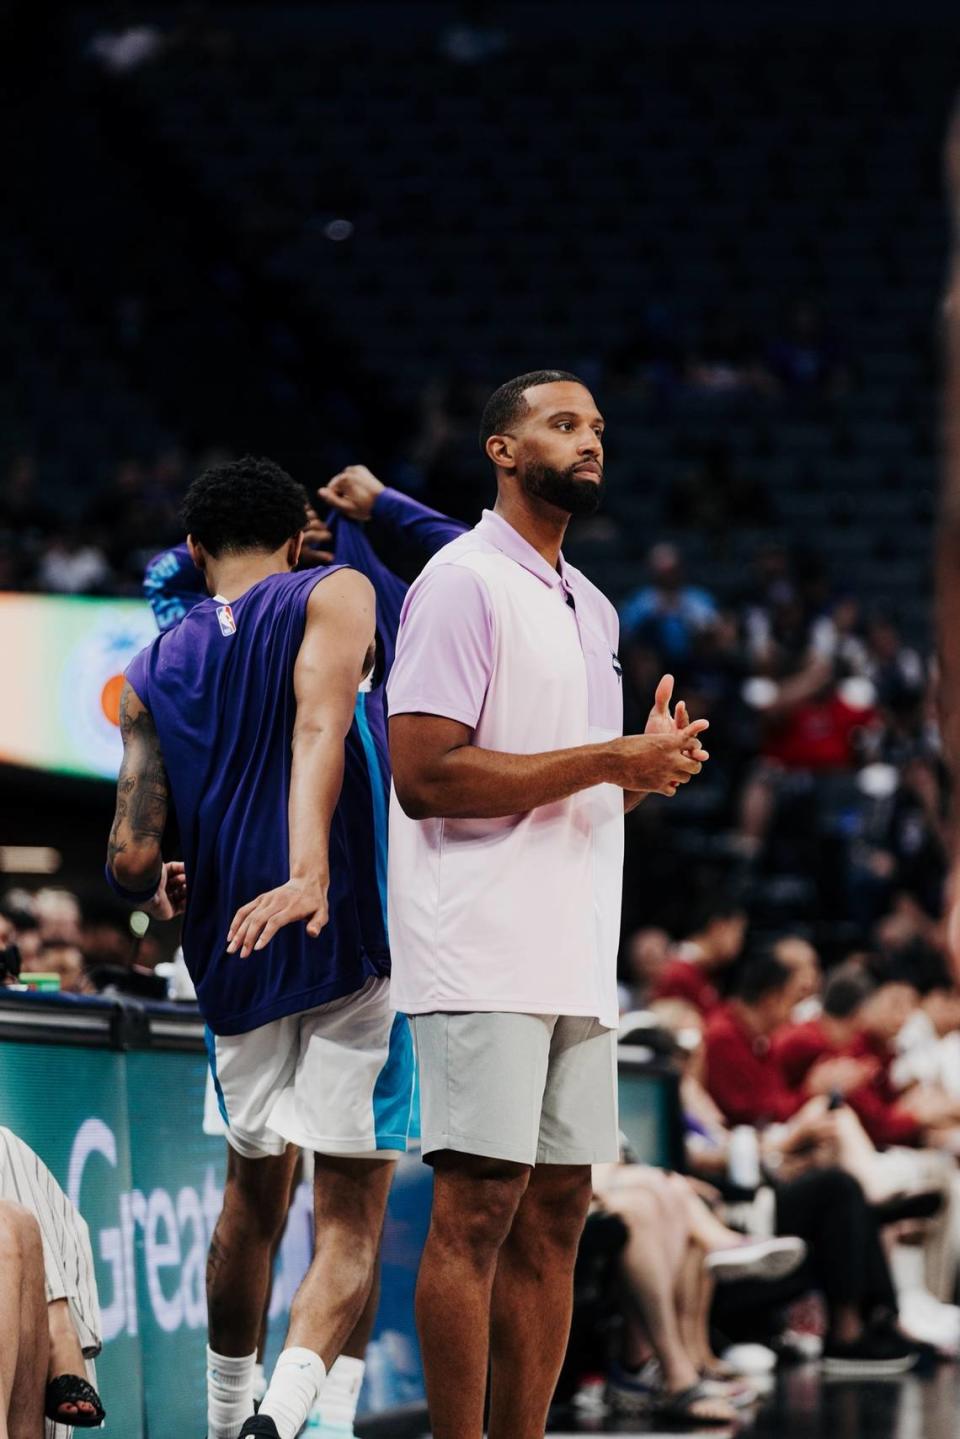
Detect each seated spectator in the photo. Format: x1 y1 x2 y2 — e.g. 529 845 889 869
862 611 925 706
0 905 40 971
619 544 719 670
772 933 822 1017
20 940 92 995
895 951 960 1096
590 1164 802 1421
0 1198 48 1438
652 899 747 1017
32 890 83 946
759 665 879 773
703 953 865 1127
710 1166 917 1375
0 1128 105 1429
620 926 672 1011
774 960 960 1148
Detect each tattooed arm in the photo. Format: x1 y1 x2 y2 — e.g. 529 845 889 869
106 683 186 919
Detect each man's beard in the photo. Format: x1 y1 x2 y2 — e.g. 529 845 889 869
520 461 605 517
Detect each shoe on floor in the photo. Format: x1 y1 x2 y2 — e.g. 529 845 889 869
822 1330 919 1377
705 1234 806 1283
721 1342 777 1375
238 1416 281 1439
897 1290 960 1356
605 1359 661 1415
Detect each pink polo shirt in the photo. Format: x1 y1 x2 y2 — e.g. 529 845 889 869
386 509 625 1028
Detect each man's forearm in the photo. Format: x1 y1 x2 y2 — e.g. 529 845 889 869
288 728 347 880
397 740 620 820
372 488 467 558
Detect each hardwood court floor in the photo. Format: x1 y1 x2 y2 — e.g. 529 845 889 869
543 1360 960 1439
359 1360 960 1438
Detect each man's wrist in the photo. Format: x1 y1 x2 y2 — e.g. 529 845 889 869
367 484 390 521
104 862 161 904
289 869 329 886
594 739 625 786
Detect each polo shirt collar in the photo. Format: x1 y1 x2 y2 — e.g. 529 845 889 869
477 508 570 591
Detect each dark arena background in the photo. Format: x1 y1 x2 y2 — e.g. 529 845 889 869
3 2 960 1436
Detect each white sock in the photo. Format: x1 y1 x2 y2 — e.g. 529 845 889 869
260 1347 327 1439
207 1347 258 1439
253 1362 267 1404
311 1355 365 1430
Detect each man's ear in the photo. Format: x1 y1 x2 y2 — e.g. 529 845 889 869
485 433 516 471
186 535 206 571
288 533 304 568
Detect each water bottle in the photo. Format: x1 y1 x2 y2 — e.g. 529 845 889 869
728 1125 761 1189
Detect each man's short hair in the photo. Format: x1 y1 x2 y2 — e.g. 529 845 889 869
180 456 308 557
734 952 794 1005
822 966 876 1019
479 370 585 453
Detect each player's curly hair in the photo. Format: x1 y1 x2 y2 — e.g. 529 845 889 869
180 456 309 556
478 369 584 453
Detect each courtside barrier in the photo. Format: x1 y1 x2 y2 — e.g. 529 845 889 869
0 990 681 1436
0 990 431 1437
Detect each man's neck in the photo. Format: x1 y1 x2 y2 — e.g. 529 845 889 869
730 999 769 1041
207 553 291 602
493 487 569 570
820 1014 852 1048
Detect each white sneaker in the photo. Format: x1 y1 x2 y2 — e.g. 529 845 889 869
720 1342 777 1376
705 1235 806 1283
898 1290 960 1354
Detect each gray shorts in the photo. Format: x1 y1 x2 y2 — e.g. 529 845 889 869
410 1011 619 1166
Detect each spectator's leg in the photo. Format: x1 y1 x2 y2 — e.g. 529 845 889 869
665 1171 752 1252
776 1168 892 1342
677 1244 719 1373
600 1177 702 1392
487 1165 592 1439
0 1201 48 1439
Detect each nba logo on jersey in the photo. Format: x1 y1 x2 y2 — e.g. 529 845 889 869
216 604 237 637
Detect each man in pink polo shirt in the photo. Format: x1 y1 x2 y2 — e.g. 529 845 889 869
387 370 711 1439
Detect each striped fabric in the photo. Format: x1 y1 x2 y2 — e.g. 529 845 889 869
0 1127 102 1438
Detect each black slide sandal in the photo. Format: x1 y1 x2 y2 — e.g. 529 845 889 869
44 1374 106 1428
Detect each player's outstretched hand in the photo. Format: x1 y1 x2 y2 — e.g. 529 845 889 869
144 862 187 921
317 465 384 522
227 878 329 958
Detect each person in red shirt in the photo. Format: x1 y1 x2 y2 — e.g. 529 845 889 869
704 953 811 1126
774 961 957 1148
653 899 747 1018
704 952 873 1129
774 966 882 1093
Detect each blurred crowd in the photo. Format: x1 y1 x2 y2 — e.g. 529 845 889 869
0 884 169 1000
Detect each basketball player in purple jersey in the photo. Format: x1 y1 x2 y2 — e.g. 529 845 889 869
107 458 407 1439
142 462 466 1437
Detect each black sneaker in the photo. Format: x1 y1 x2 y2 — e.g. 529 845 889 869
238 1417 280 1439
823 1330 919 1377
